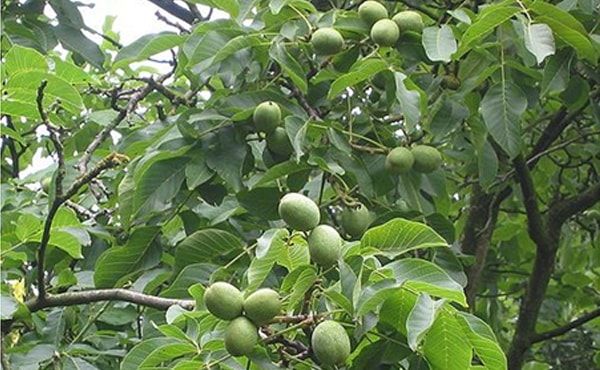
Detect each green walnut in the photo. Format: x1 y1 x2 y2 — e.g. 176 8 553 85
308 225 342 267
253 101 281 133
278 192 320 231
358 1 388 26
411 145 442 173
370 19 400 47
243 288 281 326
385 147 414 174
204 282 243 320
392 11 424 33
311 28 345 55
441 75 461 90
341 204 371 239
311 320 351 366
41 177 52 193
224 317 258 357
266 127 293 156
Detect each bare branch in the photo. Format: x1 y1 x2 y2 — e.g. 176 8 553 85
77 73 171 173
36 152 128 301
549 182 600 229
155 10 189 32
26 289 195 312
529 90 598 163
513 155 548 248
3 116 20 178
531 307 600 343
147 0 197 24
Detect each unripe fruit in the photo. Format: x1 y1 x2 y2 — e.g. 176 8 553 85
441 75 461 90
341 204 371 238
311 320 351 366
41 177 52 193
308 225 342 267
224 317 258 357
385 147 414 174
392 11 424 33
278 193 320 231
370 19 400 47
243 288 281 326
411 145 442 173
358 1 388 26
253 101 281 133
266 127 293 156
311 28 345 55
204 282 243 320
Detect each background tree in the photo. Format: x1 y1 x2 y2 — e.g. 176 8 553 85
1 0 599 369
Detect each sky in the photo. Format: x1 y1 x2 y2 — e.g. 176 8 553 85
79 0 182 44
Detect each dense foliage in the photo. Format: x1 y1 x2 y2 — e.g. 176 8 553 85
1 0 599 369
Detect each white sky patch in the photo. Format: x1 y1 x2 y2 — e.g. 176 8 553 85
20 148 55 178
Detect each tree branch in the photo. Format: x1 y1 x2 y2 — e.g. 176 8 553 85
531 307 600 344
548 182 600 229
3 116 20 178
147 0 197 24
155 10 189 32
37 153 128 301
77 72 171 173
513 155 548 248
26 289 195 312
529 90 598 164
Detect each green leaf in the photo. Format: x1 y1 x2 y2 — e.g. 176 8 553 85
187 0 239 17
51 57 92 84
237 187 284 220
133 156 190 218
0 294 19 319
406 294 438 350
478 139 498 189
247 229 288 291
3 45 47 75
394 72 422 130
328 59 388 99
457 312 507 370
360 218 448 258
120 338 196 370
480 82 527 159
46 230 84 259
379 289 417 336
458 6 521 57
541 50 571 96
269 42 308 94
174 229 244 272
54 24 105 69
254 160 312 187
276 233 310 271
211 34 267 65
114 32 185 69
161 263 215 298
5 71 84 116
422 25 457 63
422 311 472 370
94 226 161 288
528 0 586 35
205 128 247 192
533 17 597 64
523 23 555 64
185 155 213 190
283 266 317 311
382 259 467 306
